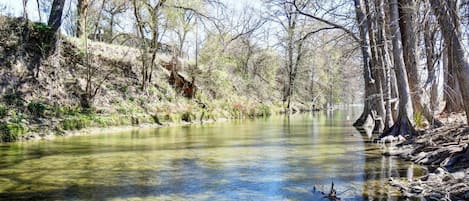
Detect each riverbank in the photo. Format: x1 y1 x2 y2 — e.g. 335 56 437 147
18 117 229 142
0 15 287 143
388 113 469 200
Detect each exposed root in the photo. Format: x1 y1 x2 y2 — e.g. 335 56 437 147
381 114 416 138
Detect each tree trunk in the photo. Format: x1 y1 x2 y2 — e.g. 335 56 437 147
353 0 379 128
399 0 443 127
382 0 415 137
365 0 385 132
47 0 66 33
444 48 464 113
431 0 469 124
77 0 88 38
36 0 42 22
92 0 106 41
375 0 394 129
423 15 440 114
22 0 28 19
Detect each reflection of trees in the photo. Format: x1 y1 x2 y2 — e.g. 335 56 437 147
361 138 409 200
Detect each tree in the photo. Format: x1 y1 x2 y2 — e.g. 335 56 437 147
77 0 89 38
47 0 65 33
399 0 442 127
382 0 415 137
430 0 469 124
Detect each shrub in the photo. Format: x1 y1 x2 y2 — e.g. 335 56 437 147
181 111 196 122
414 111 424 128
60 115 92 130
27 101 47 117
0 122 27 142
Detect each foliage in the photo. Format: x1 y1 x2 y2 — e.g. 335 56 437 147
27 101 47 117
0 122 27 142
60 115 93 130
414 111 424 128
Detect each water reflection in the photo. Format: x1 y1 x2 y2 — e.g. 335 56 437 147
0 110 423 200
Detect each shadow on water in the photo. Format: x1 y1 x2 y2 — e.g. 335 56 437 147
0 109 424 200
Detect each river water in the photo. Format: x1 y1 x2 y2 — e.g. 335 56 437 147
0 110 424 200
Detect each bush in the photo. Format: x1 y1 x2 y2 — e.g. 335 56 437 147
249 104 272 118
60 115 92 130
181 112 196 122
0 122 27 142
27 101 47 117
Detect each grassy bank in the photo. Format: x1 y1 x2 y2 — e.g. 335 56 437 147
0 16 284 143
0 98 281 142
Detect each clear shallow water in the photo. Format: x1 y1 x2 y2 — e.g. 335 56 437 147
0 110 423 201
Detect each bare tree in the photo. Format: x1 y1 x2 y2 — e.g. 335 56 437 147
382 0 415 137
430 0 469 124
399 0 443 127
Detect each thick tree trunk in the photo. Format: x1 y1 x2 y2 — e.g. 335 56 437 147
398 0 443 127
47 0 66 33
431 0 469 124
365 0 385 132
382 0 415 137
444 41 464 113
353 0 379 128
423 16 440 114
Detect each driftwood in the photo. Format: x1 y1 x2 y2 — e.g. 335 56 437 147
312 181 342 201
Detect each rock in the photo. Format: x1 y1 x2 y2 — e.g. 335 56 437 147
435 167 447 175
411 185 424 194
451 171 466 180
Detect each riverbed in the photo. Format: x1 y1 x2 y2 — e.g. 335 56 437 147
0 110 424 200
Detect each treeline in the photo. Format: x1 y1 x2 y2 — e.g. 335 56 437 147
290 0 469 137
348 0 469 136
10 0 364 111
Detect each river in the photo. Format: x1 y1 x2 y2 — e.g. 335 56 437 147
0 110 424 200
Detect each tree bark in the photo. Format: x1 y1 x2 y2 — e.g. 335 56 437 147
353 0 379 128
77 0 88 38
430 0 469 124
365 0 385 132
382 0 415 137
22 0 28 19
375 0 394 129
47 0 66 33
399 0 443 127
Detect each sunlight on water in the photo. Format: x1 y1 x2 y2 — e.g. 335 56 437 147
0 109 424 200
